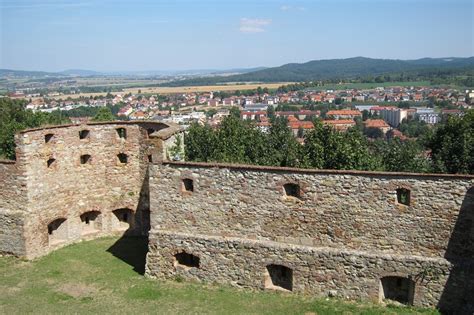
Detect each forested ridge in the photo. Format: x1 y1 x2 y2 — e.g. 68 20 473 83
162 57 474 87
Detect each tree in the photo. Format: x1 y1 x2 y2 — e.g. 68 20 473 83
92 107 115 121
267 105 275 119
185 122 216 162
266 117 301 167
428 110 473 174
205 109 217 118
362 110 370 121
297 127 304 138
364 127 384 139
229 106 240 119
168 134 184 161
398 101 411 109
372 138 431 173
302 121 375 171
399 117 431 138
213 116 257 163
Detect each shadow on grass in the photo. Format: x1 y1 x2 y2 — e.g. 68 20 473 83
107 236 148 275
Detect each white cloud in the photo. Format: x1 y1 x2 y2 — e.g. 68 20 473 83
239 18 272 33
280 5 306 12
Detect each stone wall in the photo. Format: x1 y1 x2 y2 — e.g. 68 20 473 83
0 161 27 256
0 121 182 259
147 231 474 311
149 162 474 259
146 162 474 312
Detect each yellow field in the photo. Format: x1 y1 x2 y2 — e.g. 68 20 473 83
40 83 291 100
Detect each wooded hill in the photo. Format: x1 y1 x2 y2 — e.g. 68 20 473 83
162 57 474 86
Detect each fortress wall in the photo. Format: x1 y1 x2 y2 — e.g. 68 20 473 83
16 123 153 258
146 231 465 310
149 162 474 259
147 162 474 311
0 161 27 256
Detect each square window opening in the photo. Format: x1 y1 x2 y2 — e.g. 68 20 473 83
47 158 56 168
174 252 200 268
116 128 127 139
79 130 90 139
117 153 128 164
380 276 415 305
80 154 91 164
396 188 411 206
283 183 300 198
265 264 293 291
45 133 54 143
182 178 194 192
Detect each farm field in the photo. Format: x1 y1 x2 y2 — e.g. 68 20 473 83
0 236 439 315
40 82 292 100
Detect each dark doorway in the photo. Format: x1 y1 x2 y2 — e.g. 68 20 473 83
380 276 415 305
265 264 293 291
174 252 200 268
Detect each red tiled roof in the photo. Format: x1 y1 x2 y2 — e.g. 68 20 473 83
364 119 389 128
370 106 396 111
323 119 355 125
326 110 361 116
289 121 314 129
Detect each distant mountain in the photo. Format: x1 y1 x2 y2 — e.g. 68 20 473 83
161 57 474 86
59 69 103 76
0 67 268 79
2 57 472 83
211 67 267 75
105 67 267 76
0 69 60 78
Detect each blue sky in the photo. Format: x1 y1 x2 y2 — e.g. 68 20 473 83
0 0 472 71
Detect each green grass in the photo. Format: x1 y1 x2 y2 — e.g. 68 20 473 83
0 237 439 314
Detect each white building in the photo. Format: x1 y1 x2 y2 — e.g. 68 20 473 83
378 108 408 127
415 108 440 124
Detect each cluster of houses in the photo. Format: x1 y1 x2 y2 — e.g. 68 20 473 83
239 104 464 138
21 85 472 140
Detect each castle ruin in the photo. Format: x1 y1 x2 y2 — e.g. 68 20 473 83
0 122 473 313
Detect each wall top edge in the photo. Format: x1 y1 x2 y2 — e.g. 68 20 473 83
162 161 474 180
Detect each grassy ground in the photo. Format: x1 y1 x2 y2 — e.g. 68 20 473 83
0 237 439 314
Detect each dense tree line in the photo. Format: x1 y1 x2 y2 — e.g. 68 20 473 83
185 110 474 174
62 102 126 118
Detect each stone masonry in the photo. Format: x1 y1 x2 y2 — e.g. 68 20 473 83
146 162 474 313
0 121 182 258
